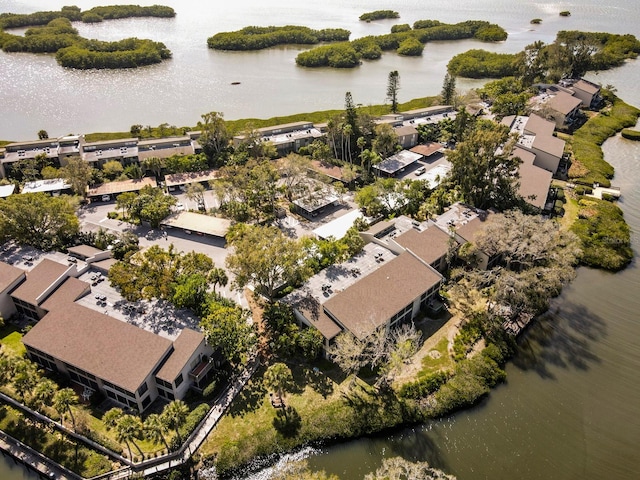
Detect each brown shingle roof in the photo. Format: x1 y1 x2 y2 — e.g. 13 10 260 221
10 259 69 306
293 296 342 341
531 133 565 159
518 162 553 209
456 212 492 244
67 245 104 259
395 125 418 136
41 278 91 311
394 226 452 265
156 328 205 382
548 91 582 115
573 79 599 95
0 262 25 294
410 142 445 157
324 252 442 339
524 114 556 137
22 304 172 393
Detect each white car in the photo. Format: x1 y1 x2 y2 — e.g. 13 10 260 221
175 203 185 211
415 166 426 176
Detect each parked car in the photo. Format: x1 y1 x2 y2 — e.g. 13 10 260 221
415 166 426 176
101 194 111 202
175 203 185 211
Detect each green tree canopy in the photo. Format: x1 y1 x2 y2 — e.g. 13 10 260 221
0 192 79 250
226 224 310 300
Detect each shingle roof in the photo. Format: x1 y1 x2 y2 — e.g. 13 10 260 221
410 142 445 157
324 252 442 340
41 278 91 311
394 226 452 265
155 328 205 382
292 295 342 341
10 259 69 306
524 114 556 137
548 91 582 115
22 304 173 393
518 162 553 209
0 262 25 294
531 133 565 159
573 79 600 95
455 212 493 244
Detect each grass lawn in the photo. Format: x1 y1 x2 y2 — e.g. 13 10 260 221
201 362 413 475
417 336 454 379
0 323 26 358
0 404 113 477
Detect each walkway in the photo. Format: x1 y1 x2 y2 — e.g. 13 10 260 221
0 429 80 480
0 357 260 479
141 357 260 477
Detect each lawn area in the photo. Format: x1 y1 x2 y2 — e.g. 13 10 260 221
0 323 26 358
201 362 413 475
0 404 113 477
417 336 454 378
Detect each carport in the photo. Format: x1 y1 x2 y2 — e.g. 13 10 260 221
160 211 232 240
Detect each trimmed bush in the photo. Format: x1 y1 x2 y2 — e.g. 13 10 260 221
530 18 542 24
559 11 571 17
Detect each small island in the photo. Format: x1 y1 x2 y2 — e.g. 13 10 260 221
359 10 400 22
295 19 507 68
0 5 175 69
207 25 350 51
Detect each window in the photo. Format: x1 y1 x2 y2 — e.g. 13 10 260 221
174 373 184 387
138 382 148 396
142 396 151 409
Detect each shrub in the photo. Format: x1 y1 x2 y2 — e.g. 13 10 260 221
202 380 217 399
530 18 542 24
84 429 124 455
621 128 640 140
107 211 118 219
559 11 571 16
396 37 424 56
431 351 506 415
177 403 210 441
397 371 449 399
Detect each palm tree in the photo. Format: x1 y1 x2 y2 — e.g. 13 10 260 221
161 400 189 446
115 414 144 460
31 378 58 411
12 359 39 402
53 388 78 430
0 353 13 388
103 407 124 430
264 362 293 408
143 413 170 451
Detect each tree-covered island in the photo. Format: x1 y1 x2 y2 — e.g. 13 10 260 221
1 17 639 480
207 19 507 68
0 5 175 69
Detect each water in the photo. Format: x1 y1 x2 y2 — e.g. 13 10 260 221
2 1 640 479
2 0 640 140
